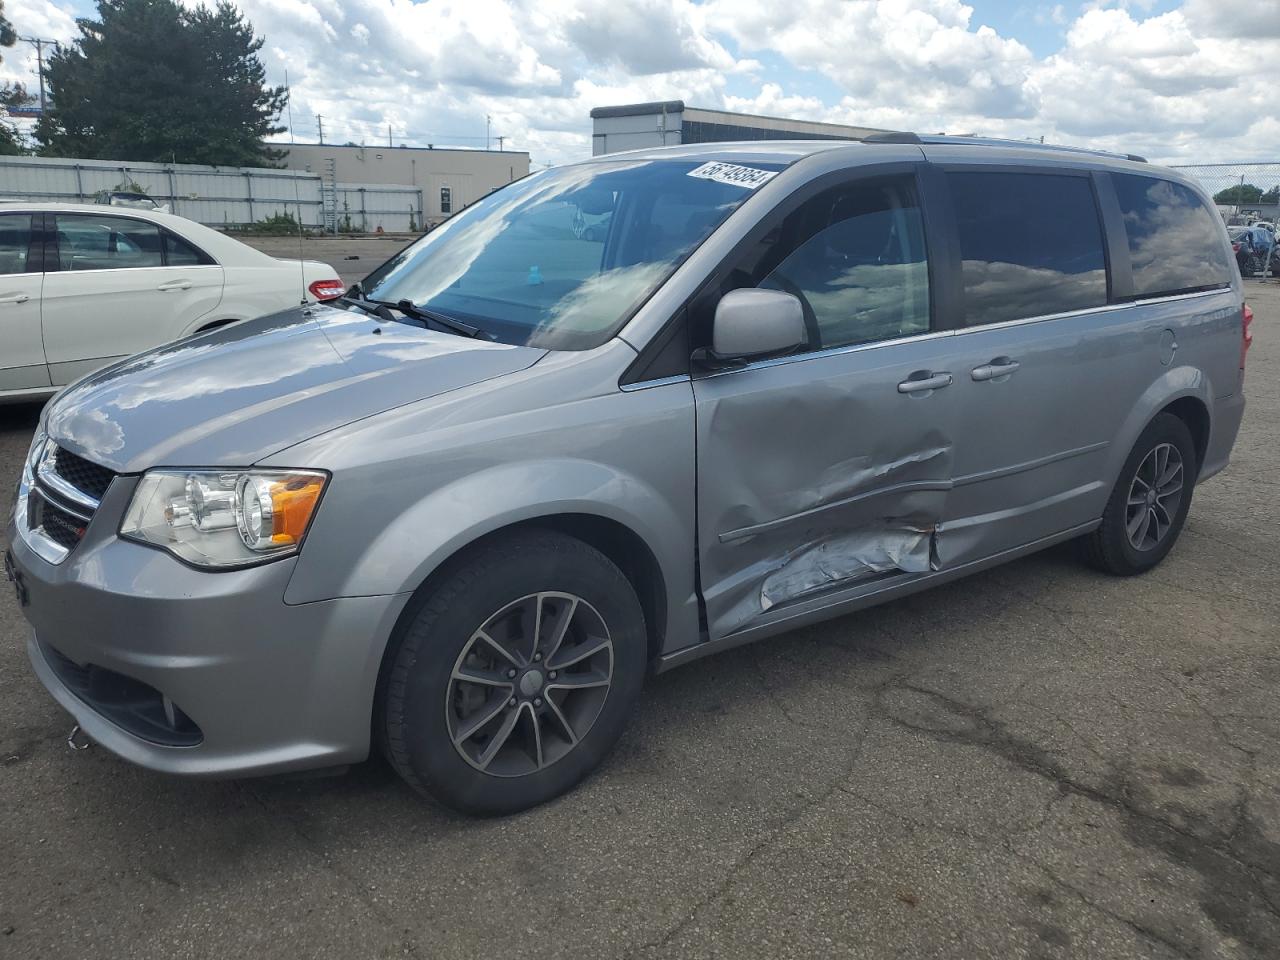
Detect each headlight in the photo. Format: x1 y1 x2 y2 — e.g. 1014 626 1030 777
121 469 327 568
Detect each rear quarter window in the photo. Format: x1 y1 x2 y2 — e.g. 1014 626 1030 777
1112 174 1234 297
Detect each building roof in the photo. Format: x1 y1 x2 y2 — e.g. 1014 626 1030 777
589 101 893 138
283 142 530 158
589 101 686 120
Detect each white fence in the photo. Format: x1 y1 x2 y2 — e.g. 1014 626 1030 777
0 155 424 232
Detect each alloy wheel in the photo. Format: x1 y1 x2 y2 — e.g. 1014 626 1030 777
446 592 614 777
1125 442 1184 551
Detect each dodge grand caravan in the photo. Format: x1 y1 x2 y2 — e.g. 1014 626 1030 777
7 137 1249 814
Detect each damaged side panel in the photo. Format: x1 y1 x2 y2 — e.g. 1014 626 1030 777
692 337 961 640
759 521 936 613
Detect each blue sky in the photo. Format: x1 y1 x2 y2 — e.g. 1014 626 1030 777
5 0 1278 166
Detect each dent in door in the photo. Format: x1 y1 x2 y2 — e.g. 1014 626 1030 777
699 378 953 634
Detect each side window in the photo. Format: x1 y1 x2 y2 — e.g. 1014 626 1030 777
55 215 162 271
0 214 35 275
440 187 453 215
1112 174 1234 297
948 172 1108 326
162 231 205 266
715 178 930 353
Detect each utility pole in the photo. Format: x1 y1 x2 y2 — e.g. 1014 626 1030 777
19 37 58 115
388 124 393 148
496 135 505 152
316 114 324 145
486 115 491 150
284 68 294 143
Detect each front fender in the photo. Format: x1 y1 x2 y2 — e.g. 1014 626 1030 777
305 457 687 601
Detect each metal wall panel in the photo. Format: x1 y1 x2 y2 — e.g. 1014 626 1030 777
0 156 330 229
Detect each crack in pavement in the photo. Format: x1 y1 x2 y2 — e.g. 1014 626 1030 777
873 679 1280 957
623 712 877 959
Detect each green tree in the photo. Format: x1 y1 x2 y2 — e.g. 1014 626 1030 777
0 0 28 155
34 0 286 166
1214 183 1264 205
1262 186 1280 205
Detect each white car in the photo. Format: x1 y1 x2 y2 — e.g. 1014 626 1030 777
0 202 345 403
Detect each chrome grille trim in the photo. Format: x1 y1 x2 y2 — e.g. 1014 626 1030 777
37 448 104 513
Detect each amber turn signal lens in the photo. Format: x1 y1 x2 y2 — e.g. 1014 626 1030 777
268 476 326 544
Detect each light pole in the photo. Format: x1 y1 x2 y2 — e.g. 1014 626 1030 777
486 114 491 150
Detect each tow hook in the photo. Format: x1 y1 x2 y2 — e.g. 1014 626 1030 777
66 724 92 751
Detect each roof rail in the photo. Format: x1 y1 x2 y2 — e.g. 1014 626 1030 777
859 131 1146 163
907 134 1146 163
861 131 923 145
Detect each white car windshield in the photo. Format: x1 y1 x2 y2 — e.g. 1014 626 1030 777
361 158 786 350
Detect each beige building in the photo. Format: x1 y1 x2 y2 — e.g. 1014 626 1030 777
281 143 531 223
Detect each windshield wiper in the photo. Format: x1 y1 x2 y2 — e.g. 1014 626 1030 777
337 292 396 323
387 299 486 339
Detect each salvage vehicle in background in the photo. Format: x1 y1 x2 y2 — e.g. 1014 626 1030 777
1229 225 1271 278
7 138 1248 815
0 202 343 402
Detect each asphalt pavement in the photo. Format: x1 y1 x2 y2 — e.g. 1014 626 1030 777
242 234 414 288
1 281 1277 960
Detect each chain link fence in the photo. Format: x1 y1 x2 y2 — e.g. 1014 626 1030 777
1170 162 1280 225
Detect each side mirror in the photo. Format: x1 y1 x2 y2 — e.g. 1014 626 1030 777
711 288 807 361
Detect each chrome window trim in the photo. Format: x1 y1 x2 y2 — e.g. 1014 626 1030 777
699 285 1232 378
951 286 1231 338
701 327 954 378
619 374 692 393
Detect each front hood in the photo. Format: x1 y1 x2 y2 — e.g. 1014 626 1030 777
44 304 546 473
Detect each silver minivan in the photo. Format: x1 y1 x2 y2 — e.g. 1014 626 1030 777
7 137 1250 814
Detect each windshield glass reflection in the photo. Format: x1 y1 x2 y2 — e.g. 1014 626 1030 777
362 159 785 350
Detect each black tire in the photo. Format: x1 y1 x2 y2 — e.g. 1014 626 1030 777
380 530 647 816
1082 413 1197 576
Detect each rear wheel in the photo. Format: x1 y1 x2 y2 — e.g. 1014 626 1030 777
1082 413 1197 576
380 531 647 815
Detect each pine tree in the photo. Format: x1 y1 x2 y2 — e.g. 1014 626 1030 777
0 0 27 155
35 0 287 166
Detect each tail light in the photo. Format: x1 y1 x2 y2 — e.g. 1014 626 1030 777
1241 303 1253 370
1232 242 1241 253
307 278 345 301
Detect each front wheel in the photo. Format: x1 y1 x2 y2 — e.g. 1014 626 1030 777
380 531 647 815
1082 413 1197 576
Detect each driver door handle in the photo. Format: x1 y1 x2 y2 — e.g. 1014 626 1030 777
897 372 953 393
157 279 192 291
971 358 1020 381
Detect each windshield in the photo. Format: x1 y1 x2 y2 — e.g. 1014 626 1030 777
361 158 785 350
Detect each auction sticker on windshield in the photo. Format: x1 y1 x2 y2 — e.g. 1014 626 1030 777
686 161 778 189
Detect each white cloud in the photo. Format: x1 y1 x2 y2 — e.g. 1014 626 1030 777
1 0 1276 167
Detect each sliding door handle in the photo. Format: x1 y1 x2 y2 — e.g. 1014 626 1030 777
972 358 1020 381
898 372 953 394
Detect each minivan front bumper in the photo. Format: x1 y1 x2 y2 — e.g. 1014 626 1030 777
7 508 409 778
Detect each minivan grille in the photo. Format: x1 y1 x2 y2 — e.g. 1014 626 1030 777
36 498 88 550
28 444 117 558
50 447 115 501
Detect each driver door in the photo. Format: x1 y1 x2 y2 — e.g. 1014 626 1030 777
692 170 958 639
